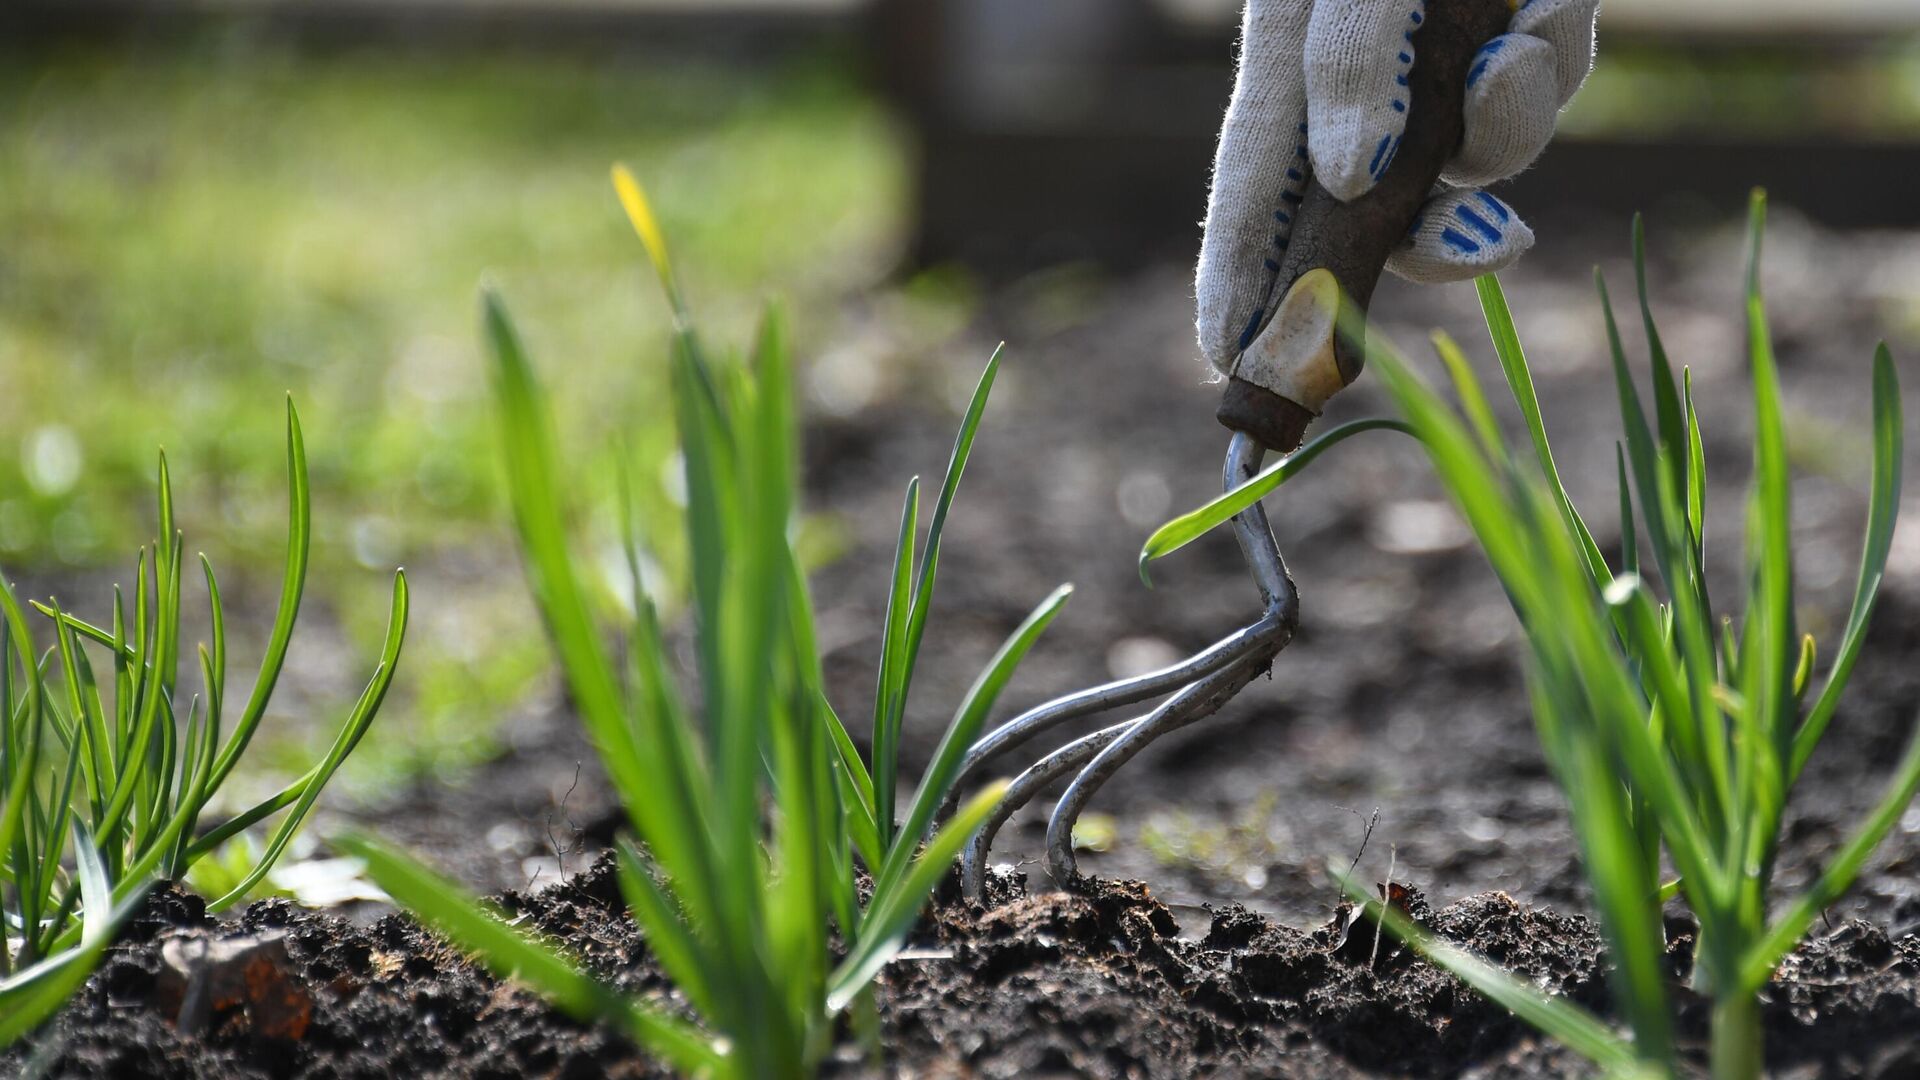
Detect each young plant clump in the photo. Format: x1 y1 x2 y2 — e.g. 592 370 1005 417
346 166 1068 1079
1 403 409 1046
1147 192 1914 1079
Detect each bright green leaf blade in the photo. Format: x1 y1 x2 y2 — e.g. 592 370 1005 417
889 347 1002 788
1364 337 1539 608
1536 696 1675 1063
70 820 111 948
46 600 108 824
483 288 719 932
872 476 919 844
0 606 38 876
207 570 409 912
617 508 720 938
1598 269 1725 792
1742 718 1920 992
1742 185 1796 724
1138 419 1412 583
183 781 301 860
1605 575 1700 778
829 779 1008 1013
1793 345 1902 780
1732 189 1796 893
206 398 311 795
1616 445 1638 577
1366 333 1729 910
1633 213 1689 499
485 289 631 756
878 585 1071 898
1684 370 1707 552
822 694 884 869
1597 270 1683 598
1476 274 1610 586
1432 331 1509 465
200 553 227 723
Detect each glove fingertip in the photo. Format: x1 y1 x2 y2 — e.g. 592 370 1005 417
1304 0 1420 202
1388 189 1533 284
1195 263 1275 377
1447 33 1559 188
1509 0 1600 106
1313 143 1384 203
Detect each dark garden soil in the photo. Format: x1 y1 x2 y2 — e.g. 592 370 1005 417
15 858 1920 1078
12 217 1920 1076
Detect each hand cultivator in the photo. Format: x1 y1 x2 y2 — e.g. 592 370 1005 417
957 0 1515 896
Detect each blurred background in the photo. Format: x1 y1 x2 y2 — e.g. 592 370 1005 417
5 0 1920 917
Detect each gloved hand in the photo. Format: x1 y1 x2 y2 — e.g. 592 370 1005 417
1196 0 1598 377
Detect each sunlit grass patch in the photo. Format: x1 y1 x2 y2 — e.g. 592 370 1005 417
0 41 907 780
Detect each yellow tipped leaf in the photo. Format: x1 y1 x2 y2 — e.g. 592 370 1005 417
611 163 678 304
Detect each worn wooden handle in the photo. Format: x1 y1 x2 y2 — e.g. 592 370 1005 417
1217 0 1513 454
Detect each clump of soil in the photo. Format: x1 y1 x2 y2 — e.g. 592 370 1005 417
12 857 1920 1078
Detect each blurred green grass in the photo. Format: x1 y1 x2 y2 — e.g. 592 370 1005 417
0 38 907 784
1563 41 1920 139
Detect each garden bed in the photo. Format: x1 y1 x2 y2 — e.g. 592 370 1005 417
12 223 1920 1076
17 855 1920 1078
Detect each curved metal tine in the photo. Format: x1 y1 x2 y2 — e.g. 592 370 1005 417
1029 433 1297 886
949 616 1279 812
1044 638 1281 884
958 430 1299 895
953 432 1288 806
961 716 1142 899
959 606 1286 894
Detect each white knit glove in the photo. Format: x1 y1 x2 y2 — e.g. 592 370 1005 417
1196 0 1598 376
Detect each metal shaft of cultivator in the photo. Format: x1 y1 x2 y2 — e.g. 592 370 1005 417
956 0 1510 897
960 432 1296 895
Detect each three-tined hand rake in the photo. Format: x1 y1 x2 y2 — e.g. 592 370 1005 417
950 0 1513 897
